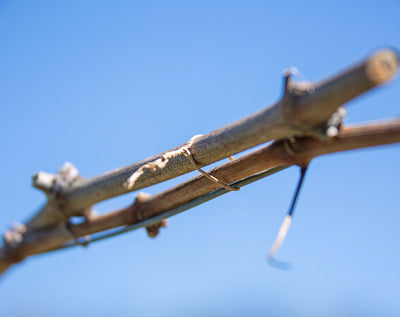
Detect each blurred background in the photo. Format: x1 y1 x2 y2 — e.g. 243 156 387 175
1 1 399 316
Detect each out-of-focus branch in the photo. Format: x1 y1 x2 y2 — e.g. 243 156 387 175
23 49 399 235
1 49 398 277
73 119 400 235
1 119 399 275
60 49 399 214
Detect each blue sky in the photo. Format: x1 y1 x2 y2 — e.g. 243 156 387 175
1 1 400 316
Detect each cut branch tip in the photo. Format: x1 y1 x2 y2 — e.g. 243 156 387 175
366 49 399 86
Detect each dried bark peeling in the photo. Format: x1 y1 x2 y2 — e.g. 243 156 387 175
125 135 204 190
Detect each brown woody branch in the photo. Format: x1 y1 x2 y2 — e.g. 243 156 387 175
1 119 399 275
1 49 398 276
44 49 399 217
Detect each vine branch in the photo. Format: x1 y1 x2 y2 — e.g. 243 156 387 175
1 119 400 275
1 49 399 276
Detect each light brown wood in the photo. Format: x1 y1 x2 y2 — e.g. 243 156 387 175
1 119 399 275
0 49 399 276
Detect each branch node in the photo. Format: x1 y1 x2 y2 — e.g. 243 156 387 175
52 162 81 195
2 223 27 264
3 223 26 248
53 162 96 221
283 137 296 156
132 192 167 238
32 172 56 195
33 162 81 198
313 106 347 140
133 192 152 219
146 219 168 238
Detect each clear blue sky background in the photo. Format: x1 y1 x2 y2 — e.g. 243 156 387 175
1 1 399 316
